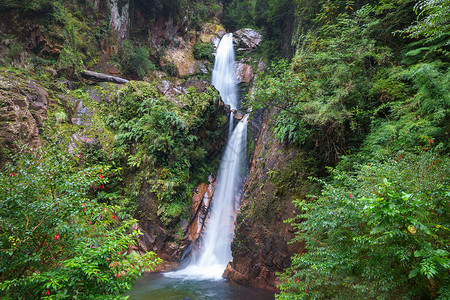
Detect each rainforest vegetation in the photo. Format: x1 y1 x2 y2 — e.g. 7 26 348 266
0 0 449 299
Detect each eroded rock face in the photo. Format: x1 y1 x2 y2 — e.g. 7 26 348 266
108 0 130 42
235 60 254 85
234 28 263 51
0 74 48 164
180 174 216 258
223 109 305 290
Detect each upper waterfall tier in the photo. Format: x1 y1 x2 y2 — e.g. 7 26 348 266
211 33 238 111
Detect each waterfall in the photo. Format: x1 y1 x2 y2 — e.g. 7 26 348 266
165 33 247 281
212 33 238 111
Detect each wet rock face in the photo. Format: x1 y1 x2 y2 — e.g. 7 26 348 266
235 60 254 85
135 177 217 263
180 175 216 259
0 74 48 164
224 109 305 290
233 28 263 51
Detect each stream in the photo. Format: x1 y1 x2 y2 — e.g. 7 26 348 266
126 273 275 300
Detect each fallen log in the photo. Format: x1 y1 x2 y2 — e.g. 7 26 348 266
80 70 128 84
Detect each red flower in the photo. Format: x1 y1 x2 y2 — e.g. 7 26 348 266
54 234 59 240
100 174 104 179
45 290 50 295
9 172 14 177
102 185 104 189
349 194 352 198
112 214 116 220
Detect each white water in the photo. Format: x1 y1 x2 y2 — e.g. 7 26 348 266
166 116 248 280
165 33 247 281
211 33 238 111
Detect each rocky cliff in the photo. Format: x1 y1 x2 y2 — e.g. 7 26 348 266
224 109 318 290
0 72 49 164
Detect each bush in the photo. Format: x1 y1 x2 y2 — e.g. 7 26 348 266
106 82 224 223
115 41 155 78
0 145 161 298
278 150 450 299
193 42 214 62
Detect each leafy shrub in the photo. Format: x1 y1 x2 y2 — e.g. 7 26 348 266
193 42 214 62
278 150 450 299
115 41 155 78
106 82 224 224
0 145 161 298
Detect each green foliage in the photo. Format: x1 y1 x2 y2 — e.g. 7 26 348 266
115 41 155 78
249 7 386 163
221 0 255 31
401 0 450 45
105 81 224 225
222 0 296 57
185 0 222 30
53 1 100 75
249 2 450 298
193 43 214 62
0 0 55 14
365 62 450 154
0 145 161 299
278 151 450 299
162 63 178 77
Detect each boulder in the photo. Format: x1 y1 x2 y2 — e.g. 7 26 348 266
232 109 244 120
233 28 263 51
200 22 226 44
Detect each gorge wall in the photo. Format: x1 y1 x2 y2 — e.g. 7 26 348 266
0 0 302 290
224 109 315 290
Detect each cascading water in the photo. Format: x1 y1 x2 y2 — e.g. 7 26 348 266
212 33 238 111
165 33 247 280
212 33 238 136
